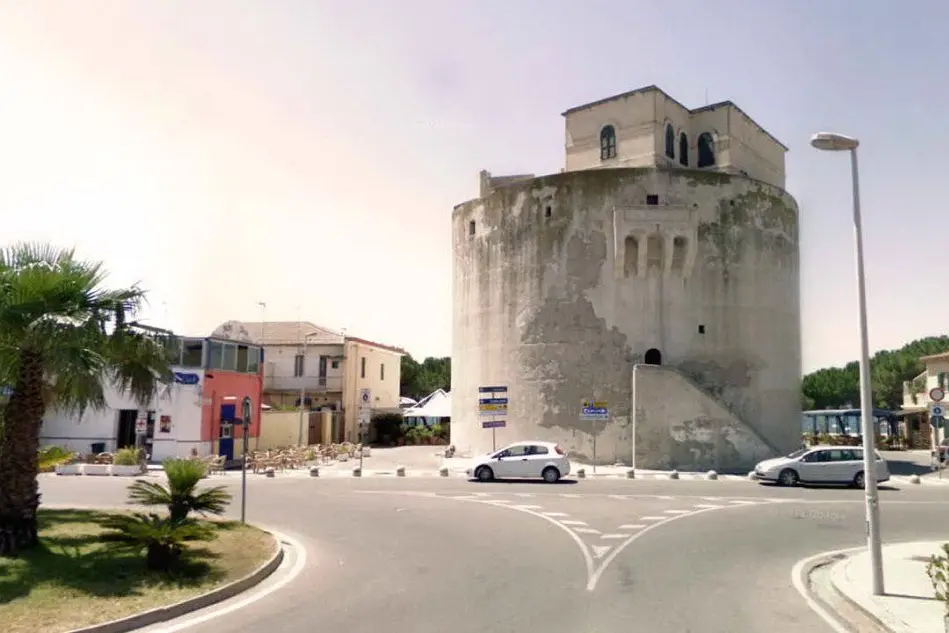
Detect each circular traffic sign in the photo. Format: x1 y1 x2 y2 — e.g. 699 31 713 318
932 405 945 418
931 387 946 403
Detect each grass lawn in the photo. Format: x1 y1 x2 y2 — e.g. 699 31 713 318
0 509 278 633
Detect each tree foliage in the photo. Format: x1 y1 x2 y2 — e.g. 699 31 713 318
802 335 949 410
400 355 450 400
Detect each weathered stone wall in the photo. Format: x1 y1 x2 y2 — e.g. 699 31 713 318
450 166 801 468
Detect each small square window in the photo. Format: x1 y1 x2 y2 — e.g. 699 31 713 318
646 194 659 206
698 325 705 334
545 206 552 218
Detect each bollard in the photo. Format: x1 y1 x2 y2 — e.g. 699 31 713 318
668 470 679 480
396 465 406 477
625 469 636 479
439 466 449 477
265 467 275 478
352 466 362 477
706 470 718 480
309 466 320 478
576 468 586 479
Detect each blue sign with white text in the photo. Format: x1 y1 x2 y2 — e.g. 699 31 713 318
478 398 508 405
478 386 508 393
482 420 507 429
174 372 201 385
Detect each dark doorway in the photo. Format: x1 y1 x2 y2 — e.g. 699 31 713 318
644 348 662 366
117 409 138 449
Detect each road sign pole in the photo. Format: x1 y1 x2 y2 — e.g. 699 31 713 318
492 428 496 452
592 425 597 474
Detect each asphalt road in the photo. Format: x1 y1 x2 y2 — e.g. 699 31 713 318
38 474 949 633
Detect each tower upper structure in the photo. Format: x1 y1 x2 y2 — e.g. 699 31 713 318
562 85 788 189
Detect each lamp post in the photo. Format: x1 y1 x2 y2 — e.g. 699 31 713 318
240 396 252 524
810 131 884 596
298 331 320 446
257 301 266 451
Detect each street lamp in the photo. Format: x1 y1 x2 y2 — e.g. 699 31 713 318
810 131 884 596
299 331 321 446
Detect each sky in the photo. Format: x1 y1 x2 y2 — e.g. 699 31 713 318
0 1 946 372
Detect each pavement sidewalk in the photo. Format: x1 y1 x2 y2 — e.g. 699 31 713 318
829 541 947 633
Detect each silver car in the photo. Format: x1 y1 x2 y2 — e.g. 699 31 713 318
753 445 890 487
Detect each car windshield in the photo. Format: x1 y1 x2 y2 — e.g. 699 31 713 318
787 448 809 459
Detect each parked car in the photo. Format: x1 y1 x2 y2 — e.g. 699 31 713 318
467 441 570 483
753 445 889 487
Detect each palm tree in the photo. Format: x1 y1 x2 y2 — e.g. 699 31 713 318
100 512 216 571
0 243 174 555
127 458 231 522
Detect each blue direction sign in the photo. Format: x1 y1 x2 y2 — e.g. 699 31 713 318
580 406 609 421
479 397 508 405
479 386 508 394
482 420 507 429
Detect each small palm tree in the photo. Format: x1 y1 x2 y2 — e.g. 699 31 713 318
0 243 174 555
100 512 215 571
127 458 231 522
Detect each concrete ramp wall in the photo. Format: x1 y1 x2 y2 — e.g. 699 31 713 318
634 366 779 473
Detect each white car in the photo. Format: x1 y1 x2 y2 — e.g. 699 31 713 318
467 441 570 483
753 445 890 488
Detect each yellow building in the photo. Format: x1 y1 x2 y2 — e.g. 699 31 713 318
212 320 405 444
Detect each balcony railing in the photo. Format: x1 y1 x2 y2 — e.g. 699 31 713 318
263 375 344 393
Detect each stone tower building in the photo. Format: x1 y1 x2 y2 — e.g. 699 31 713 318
451 85 800 471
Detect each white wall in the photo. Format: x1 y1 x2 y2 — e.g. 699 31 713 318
40 368 207 459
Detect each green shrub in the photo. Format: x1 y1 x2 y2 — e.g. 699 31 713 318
37 445 76 472
114 448 140 466
926 543 949 618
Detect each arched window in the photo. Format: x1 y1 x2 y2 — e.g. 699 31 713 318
671 236 688 271
679 133 689 166
600 125 617 160
644 348 662 366
624 236 639 277
664 124 675 159
468 220 476 236
697 132 715 168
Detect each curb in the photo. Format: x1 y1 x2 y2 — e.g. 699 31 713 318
790 546 872 633
44 505 287 633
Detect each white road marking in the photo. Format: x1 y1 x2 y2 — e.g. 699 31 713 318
618 524 646 530
694 504 721 509
639 516 668 521
450 496 480 500
586 502 782 591
657 495 674 500
601 534 629 540
514 505 543 510
592 545 612 559
560 493 582 498
542 512 569 517
574 528 601 535
561 520 588 526
487 499 511 504
513 493 534 498
701 496 721 501
729 500 757 505
790 547 863 633
663 509 692 515
608 494 629 500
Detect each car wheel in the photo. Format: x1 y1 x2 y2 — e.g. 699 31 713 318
542 466 560 483
475 466 494 482
853 471 865 489
778 468 799 486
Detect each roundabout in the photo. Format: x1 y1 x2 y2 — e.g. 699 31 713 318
33 473 949 633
